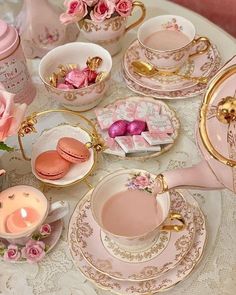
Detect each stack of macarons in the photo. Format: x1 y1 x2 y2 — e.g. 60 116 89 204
35 137 90 180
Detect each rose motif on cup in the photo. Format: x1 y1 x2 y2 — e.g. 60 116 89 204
162 18 183 32
126 172 155 193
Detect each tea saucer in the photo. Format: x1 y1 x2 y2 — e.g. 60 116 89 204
0 220 63 263
122 44 221 100
69 191 206 294
101 230 170 263
68 190 194 281
123 40 221 92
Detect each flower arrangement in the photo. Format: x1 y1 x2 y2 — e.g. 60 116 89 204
0 90 27 154
0 224 51 263
60 0 134 25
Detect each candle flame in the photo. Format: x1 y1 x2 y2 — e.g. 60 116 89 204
20 208 27 219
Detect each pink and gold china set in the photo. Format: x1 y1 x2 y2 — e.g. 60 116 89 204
0 1 236 294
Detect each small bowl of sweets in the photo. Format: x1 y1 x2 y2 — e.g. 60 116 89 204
39 42 112 111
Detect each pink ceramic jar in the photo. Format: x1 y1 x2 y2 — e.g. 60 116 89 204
0 19 36 104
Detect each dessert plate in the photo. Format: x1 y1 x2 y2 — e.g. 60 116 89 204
123 40 221 92
0 219 63 264
95 96 180 160
69 192 206 294
68 189 194 281
31 125 95 187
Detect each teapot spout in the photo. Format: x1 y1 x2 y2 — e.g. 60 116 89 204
156 160 224 193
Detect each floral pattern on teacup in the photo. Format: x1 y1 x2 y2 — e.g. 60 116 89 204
0 223 51 263
162 18 183 32
126 172 155 193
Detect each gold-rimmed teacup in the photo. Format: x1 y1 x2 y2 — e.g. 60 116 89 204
137 15 211 73
91 169 185 251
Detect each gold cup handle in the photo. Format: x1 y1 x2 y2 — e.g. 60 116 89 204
125 1 146 33
161 213 185 232
189 36 211 58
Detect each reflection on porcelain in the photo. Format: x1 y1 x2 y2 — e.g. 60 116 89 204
78 1 146 56
16 0 79 59
39 42 112 112
122 41 221 99
68 190 206 292
138 15 211 72
96 96 180 160
155 56 236 194
68 181 194 281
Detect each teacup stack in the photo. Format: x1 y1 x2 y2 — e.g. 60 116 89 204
122 15 221 100
68 169 207 294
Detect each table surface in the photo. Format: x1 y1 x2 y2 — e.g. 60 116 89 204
0 0 236 294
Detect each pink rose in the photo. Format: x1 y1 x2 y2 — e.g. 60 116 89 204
3 245 21 262
90 0 115 22
0 90 27 142
60 0 88 24
134 175 150 188
21 240 46 263
39 224 51 237
115 0 133 17
83 0 99 6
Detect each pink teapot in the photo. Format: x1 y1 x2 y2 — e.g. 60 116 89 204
16 0 79 59
156 56 236 194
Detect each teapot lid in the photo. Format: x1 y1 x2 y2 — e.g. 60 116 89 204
0 19 19 59
199 55 236 167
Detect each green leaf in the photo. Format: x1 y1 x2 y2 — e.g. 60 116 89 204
0 142 14 152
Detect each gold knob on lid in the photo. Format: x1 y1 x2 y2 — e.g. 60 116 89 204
216 96 236 124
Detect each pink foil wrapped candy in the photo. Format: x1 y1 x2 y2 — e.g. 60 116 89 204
127 120 146 135
65 69 88 88
108 120 128 138
82 67 98 83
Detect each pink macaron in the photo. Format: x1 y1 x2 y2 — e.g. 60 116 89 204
56 137 90 164
35 150 71 180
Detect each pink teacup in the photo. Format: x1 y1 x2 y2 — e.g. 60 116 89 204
91 169 185 251
0 185 69 245
138 15 211 72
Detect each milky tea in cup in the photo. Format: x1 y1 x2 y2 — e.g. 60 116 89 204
91 170 185 251
138 15 211 72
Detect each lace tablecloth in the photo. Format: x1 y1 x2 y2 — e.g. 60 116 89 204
0 0 236 294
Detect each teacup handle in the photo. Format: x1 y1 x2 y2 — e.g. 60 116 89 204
160 212 185 232
125 1 146 33
45 201 69 224
189 36 211 58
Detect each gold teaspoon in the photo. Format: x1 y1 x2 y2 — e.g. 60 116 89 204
131 60 208 84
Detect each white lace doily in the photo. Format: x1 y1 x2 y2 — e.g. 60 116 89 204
0 0 236 294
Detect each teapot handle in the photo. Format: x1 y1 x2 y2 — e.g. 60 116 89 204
154 160 224 194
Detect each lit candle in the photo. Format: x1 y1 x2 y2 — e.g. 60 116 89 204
5 207 40 234
0 185 48 238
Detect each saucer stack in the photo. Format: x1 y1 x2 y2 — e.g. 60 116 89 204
122 40 221 100
68 189 206 294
